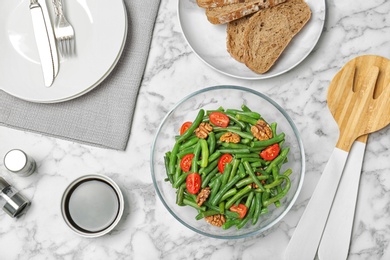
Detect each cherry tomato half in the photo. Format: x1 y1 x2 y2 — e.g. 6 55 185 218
186 173 201 194
260 144 280 161
180 121 192 135
180 154 194 172
209 112 229 128
218 154 233 173
230 204 248 219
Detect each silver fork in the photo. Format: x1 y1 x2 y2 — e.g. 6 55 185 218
52 0 74 57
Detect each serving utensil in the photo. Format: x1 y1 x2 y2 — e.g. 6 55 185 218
318 56 390 260
52 0 75 56
285 55 390 260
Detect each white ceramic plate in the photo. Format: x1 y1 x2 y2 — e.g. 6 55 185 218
0 0 127 103
178 0 326 80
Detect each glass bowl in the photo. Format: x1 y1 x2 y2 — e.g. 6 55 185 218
150 85 305 239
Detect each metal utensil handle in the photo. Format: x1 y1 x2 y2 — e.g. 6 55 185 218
285 148 349 260
318 141 366 260
51 0 63 16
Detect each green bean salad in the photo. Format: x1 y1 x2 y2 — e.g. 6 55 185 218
163 104 292 230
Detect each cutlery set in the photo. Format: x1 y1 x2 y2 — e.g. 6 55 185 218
285 55 390 260
29 0 74 87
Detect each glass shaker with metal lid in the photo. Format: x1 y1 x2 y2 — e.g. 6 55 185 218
0 177 30 218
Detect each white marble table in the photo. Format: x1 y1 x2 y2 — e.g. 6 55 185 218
1 0 389 259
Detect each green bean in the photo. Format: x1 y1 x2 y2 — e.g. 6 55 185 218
183 198 206 211
228 159 240 182
191 141 201 173
265 147 290 174
209 178 222 203
199 139 209 168
226 113 246 129
261 207 269 215
199 159 218 176
263 175 291 207
225 128 254 140
252 193 262 225
208 151 221 163
241 104 252 112
236 111 261 120
176 183 186 206
211 175 241 206
177 146 195 159
270 122 277 137
221 163 232 188
177 109 205 143
225 185 252 210
250 161 265 168
245 191 254 208
208 132 216 154
235 153 260 159
220 188 237 201
219 202 225 214
251 133 285 148
243 161 265 192
168 142 181 175
174 159 182 183
206 107 224 115
241 157 264 163
217 148 251 154
164 154 172 178
179 136 199 150
235 114 258 126
222 219 241 230
201 167 219 188
221 142 249 149
235 175 269 189
195 210 220 220
213 126 242 132
238 162 246 178
173 172 189 189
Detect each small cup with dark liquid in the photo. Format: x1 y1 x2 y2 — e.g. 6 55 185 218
61 174 124 237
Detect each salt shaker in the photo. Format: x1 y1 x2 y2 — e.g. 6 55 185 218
4 149 36 177
0 177 30 218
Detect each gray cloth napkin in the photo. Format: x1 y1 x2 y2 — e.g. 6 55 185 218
0 0 161 150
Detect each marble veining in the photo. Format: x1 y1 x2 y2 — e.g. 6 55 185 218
0 0 390 259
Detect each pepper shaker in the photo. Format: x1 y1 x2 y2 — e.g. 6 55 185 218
4 149 36 177
0 177 30 218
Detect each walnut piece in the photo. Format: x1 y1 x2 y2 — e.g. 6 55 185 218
220 132 241 143
196 187 211 206
195 122 213 139
251 120 273 141
205 214 226 227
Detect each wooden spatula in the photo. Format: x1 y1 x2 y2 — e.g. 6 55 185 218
285 55 390 260
319 55 390 260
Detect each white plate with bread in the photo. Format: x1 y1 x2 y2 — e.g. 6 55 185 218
178 0 326 79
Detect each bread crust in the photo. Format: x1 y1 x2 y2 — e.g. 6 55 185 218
205 0 286 24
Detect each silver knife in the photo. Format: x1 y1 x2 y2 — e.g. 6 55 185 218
30 0 55 87
38 0 59 77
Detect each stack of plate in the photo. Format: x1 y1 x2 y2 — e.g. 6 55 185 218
0 0 127 103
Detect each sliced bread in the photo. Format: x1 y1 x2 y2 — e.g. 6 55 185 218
205 0 286 24
197 0 258 9
243 0 311 73
226 15 253 63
